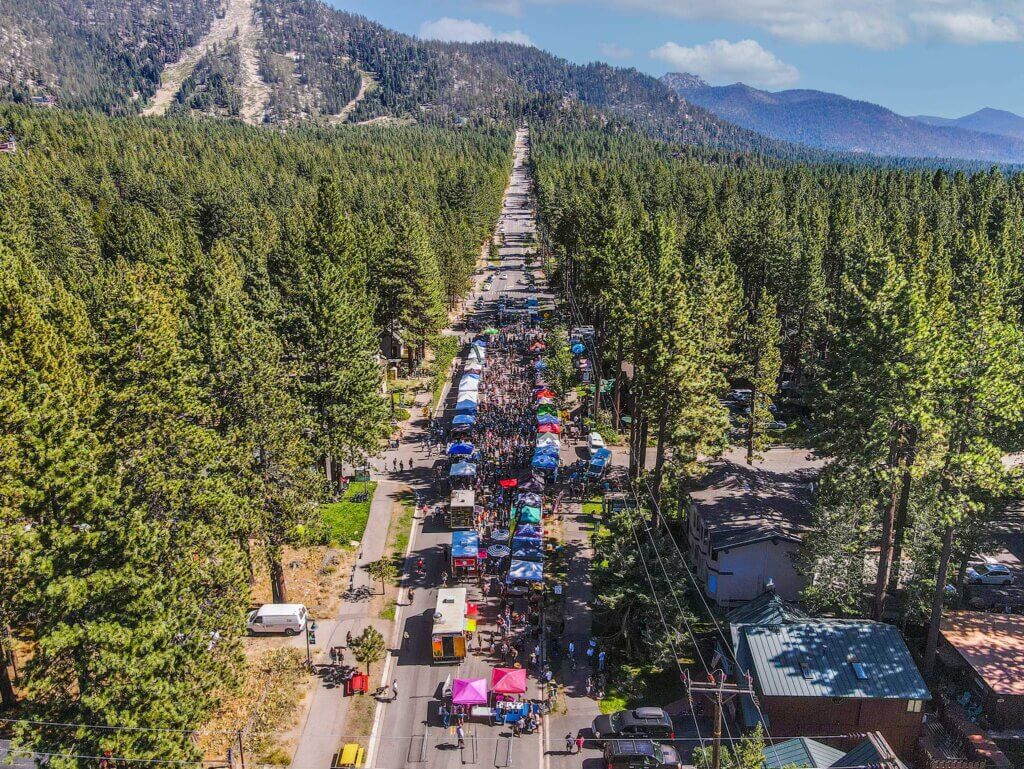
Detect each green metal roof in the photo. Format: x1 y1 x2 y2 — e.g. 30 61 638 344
743 620 930 700
833 737 908 769
763 738 844 769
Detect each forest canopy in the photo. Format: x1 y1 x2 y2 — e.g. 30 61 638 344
0 105 509 762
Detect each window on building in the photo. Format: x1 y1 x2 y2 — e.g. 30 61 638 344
907 699 923 713
851 662 869 680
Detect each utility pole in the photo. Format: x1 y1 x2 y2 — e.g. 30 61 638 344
685 670 756 769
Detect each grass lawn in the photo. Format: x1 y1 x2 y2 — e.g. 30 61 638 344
389 493 416 560
582 495 603 517
320 482 377 547
599 690 629 714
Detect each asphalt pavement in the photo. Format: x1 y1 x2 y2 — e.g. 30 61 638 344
365 128 547 769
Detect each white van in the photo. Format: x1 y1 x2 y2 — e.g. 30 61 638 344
587 431 606 457
247 603 308 636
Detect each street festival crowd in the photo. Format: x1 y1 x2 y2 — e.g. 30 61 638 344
417 292 611 739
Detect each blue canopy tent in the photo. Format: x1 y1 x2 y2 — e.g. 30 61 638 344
506 559 543 584
452 530 480 559
514 523 542 539
517 493 542 508
536 414 561 426
455 400 479 414
448 442 474 456
531 455 557 475
588 448 612 477
571 343 585 355
449 461 477 478
533 445 559 458
452 414 476 426
511 537 544 562
458 379 479 392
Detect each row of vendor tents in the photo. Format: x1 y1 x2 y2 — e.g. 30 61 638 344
447 339 489 481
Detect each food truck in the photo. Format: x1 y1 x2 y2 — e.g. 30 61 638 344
451 530 480 581
449 489 475 529
431 588 468 663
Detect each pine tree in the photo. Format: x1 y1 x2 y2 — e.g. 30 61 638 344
741 291 782 465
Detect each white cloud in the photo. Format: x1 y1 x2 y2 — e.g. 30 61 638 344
599 42 634 59
650 39 800 88
912 11 1022 44
479 0 1024 49
418 17 533 45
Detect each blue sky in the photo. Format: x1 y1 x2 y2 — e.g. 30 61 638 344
330 0 1024 117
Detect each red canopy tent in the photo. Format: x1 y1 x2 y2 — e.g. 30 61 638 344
534 389 556 399
537 423 562 434
499 478 519 488
491 667 528 695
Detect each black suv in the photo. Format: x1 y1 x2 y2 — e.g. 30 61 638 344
603 739 682 769
592 707 675 742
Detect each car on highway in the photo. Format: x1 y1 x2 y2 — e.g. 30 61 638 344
602 738 682 769
966 562 1014 585
592 707 675 742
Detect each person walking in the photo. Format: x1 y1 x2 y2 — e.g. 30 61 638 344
456 724 465 750
565 734 574 754
391 679 399 701
575 733 585 754
598 649 606 671
407 587 415 605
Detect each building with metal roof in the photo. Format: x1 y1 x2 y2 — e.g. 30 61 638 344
736 619 929 757
763 733 907 769
763 737 844 769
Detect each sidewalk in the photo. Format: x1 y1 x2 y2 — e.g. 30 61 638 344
290 384 438 767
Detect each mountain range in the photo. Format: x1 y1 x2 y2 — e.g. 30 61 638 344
2 0 1022 165
662 72 1024 164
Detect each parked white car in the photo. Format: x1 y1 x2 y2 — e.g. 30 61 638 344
587 431 606 456
965 563 1013 586
247 603 308 636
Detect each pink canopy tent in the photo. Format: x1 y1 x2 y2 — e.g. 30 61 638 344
452 678 489 705
537 423 562 434
490 667 528 695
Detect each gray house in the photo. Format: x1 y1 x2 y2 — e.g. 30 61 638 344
686 447 825 606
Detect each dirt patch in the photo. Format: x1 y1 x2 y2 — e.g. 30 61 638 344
329 63 376 124
145 0 268 123
249 542 354 619
197 648 306 764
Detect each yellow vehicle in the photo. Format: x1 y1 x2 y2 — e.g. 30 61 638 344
334 742 364 768
431 588 468 663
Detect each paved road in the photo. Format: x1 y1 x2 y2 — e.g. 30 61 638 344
366 127 546 769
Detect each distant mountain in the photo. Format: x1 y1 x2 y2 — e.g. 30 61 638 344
663 72 1024 164
913 108 1024 141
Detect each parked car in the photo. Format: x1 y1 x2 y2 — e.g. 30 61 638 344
247 603 308 636
603 738 682 769
966 562 1014 585
592 707 675 742
767 420 789 431
587 431 607 456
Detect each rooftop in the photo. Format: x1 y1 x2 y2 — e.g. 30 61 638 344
763 737 844 769
742 620 930 700
940 611 1024 695
691 447 825 550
